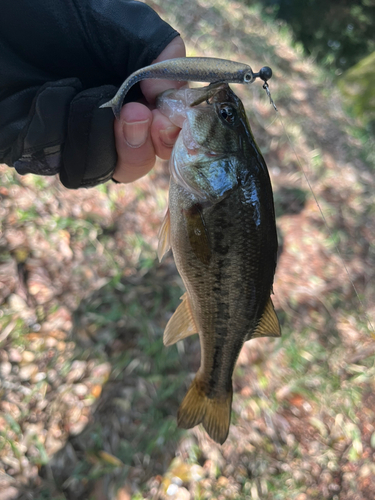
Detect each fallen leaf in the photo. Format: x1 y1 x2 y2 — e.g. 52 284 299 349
98 451 123 467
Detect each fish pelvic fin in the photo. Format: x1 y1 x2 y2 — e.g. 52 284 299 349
248 296 281 340
177 377 232 445
164 292 198 346
157 208 171 262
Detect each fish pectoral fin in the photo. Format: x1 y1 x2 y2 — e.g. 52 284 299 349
163 292 198 346
157 208 171 262
247 297 281 340
177 377 232 445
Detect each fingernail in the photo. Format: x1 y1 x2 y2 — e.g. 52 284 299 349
159 125 180 147
123 119 149 148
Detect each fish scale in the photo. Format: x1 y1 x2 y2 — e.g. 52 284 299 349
197 193 268 390
157 83 280 444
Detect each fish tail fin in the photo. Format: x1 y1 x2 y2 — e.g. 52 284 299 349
177 377 232 445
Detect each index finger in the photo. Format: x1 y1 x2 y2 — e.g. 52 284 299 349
140 36 187 104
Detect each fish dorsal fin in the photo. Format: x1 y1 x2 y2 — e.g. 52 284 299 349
247 297 281 340
183 205 211 266
158 208 171 262
164 292 199 346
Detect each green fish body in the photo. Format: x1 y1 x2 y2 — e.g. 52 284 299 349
157 84 280 444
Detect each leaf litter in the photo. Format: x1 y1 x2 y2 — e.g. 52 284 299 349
1 1 375 499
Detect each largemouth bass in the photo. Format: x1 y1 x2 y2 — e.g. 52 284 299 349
100 57 273 119
157 83 280 444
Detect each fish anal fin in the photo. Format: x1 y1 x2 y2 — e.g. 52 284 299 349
177 377 232 445
183 204 211 265
247 296 281 340
158 208 171 262
164 292 198 346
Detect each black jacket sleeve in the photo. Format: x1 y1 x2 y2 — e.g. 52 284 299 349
0 0 179 188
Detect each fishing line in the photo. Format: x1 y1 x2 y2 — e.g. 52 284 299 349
271 101 374 336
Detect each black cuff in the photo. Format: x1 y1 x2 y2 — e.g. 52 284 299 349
60 86 117 189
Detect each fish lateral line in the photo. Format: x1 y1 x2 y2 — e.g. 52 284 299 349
99 57 275 119
157 83 280 443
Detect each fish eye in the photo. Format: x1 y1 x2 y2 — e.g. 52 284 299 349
219 105 236 125
244 73 253 83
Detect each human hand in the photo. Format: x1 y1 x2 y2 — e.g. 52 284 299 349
112 36 186 183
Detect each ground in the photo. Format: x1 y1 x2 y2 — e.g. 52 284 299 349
0 1 375 499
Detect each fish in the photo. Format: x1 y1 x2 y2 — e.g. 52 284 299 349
157 83 281 444
100 57 273 119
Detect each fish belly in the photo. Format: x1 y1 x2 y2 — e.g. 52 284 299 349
169 177 277 443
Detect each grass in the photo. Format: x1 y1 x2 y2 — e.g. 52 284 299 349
1 0 375 499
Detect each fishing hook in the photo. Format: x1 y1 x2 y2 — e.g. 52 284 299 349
253 66 278 112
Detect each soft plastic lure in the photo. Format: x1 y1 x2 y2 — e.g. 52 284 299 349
100 57 274 119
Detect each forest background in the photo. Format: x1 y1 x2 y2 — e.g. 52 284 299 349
1 0 375 499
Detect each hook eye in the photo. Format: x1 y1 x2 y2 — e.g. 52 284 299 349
244 72 253 83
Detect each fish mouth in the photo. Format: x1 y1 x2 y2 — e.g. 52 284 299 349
159 83 242 200
156 83 235 127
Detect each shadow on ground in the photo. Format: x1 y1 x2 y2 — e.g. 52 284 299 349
1 1 375 499
11 259 201 499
